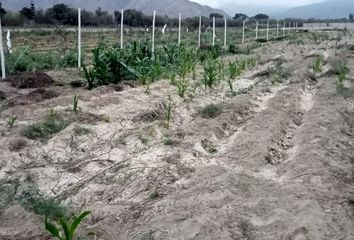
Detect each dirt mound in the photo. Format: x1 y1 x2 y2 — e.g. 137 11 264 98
4 72 54 89
0 90 5 100
6 88 59 107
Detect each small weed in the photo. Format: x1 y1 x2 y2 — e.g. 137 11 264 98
139 230 155 240
45 211 91 240
201 139 217 154
199 104 222 119
139 135 149 145
335 62 349 92
148 191 159 199
21 108 69 140
7 115 17 129
73 126 91 136
271 66 291 84
163 96 173 129
18 188 67 220
163 137 175 146
312 56 323 73
72 95 80 115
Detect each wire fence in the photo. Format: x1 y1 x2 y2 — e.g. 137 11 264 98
0 8 314 79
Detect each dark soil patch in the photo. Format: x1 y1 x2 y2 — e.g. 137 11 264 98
4 72 54 89
0 90 5 100
6 88 59 107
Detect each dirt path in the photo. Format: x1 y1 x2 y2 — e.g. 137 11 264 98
0 35 353 240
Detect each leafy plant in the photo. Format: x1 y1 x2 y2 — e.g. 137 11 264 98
335 62 349 91
7 116 17 129
82 65 96 90
21 108 70 140
72 95 80 115
163 96 173 129
229 61 241 79
199 104 222 119
18 188 67 220
175 80 189 98
312 56 323 73
202 60 219 89
45 211 91 240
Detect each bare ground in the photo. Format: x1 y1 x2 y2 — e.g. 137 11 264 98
0 34 353 240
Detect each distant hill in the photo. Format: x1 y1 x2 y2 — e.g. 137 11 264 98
1 0 229 18
275 0 354 19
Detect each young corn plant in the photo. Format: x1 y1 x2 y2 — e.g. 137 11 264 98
312 56 323 73
227 62 239 95
336 62 349 91
175 80 189 98
218 61 225 83
45 211 91 240
202 60 219 89
163 96 173 129
72 95 80 115
7 115 17 129
82 66 96 90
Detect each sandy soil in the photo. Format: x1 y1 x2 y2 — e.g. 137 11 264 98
0 33 353 240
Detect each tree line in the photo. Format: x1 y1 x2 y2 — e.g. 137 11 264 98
0 1 293 28
1 1 352 28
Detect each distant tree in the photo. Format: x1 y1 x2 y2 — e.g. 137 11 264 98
30 1 35 14
233 13 248 21
252 13 269 20
20 2 35 20
349 13 354 21
209 13 223 19
0 2 7 18
47 4 70 23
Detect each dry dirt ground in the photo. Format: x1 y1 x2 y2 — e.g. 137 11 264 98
0 33 353 240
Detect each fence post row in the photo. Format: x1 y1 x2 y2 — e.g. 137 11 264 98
224 18 227 48
242 20 246 44
152 10 156 53
276 21 279 37
120 9 124 49
212 17 216 46
266 20 269 41
78 8 81 68
198 16 201 48
68 9 302 67
178 13 181 45
0 16 5 79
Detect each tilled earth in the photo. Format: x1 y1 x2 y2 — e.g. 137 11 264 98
0 33 353 240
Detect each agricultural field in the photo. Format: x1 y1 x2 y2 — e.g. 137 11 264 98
0 29 353 240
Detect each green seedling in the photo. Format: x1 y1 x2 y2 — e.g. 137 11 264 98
45 211 91 240
312 56 323 73
7 116 17 129
163 95 173 129
72 95 80 115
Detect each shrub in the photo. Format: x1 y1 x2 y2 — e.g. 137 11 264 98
199 104 222 119
18 188 67 220
21 108 70 140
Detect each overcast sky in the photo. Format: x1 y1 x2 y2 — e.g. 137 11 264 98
191 0 326 15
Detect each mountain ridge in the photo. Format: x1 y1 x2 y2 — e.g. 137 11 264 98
275 0 354 19
1 0 229 18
